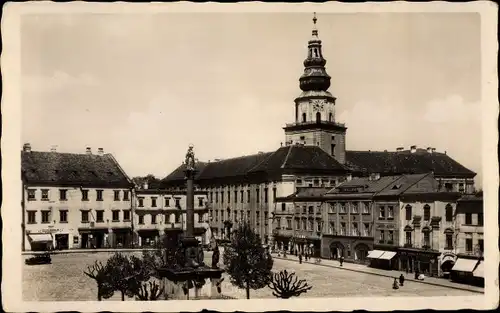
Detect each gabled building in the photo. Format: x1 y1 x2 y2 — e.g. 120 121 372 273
21 144 135 251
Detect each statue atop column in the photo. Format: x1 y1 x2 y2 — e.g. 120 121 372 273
185 144 196 171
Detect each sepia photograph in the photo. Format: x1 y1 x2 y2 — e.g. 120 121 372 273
1 1 498 312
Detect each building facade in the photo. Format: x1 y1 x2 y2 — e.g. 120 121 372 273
22 144 135 251
134 188 210 247
162 15 477 248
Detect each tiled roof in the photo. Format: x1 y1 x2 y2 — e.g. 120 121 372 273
375 173 432 197
328 176 402 194
250 145 348 173
21 151 133 188
162 162 209 182
345 149 476 178
162 145 349 185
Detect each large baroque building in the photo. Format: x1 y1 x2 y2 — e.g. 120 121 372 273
162 15 477 250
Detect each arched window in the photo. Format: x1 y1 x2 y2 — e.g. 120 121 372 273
422 227 431 248
329 112 333 122
423 204 431 221
405 204 412 221
313 49 318 57
302 113 307 123
316 112 321 123
445 204 453 222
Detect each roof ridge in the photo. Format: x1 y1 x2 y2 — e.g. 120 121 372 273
400 172 434 193
248 147 283 172
104 154 134 188
214 151 273 162
280 145 294 169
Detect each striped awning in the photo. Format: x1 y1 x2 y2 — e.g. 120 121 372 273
473 262 484 278
28 233 52 243
367 250 385 259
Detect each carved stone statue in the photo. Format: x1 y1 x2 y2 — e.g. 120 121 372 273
185 145 196 171
211 245 220 268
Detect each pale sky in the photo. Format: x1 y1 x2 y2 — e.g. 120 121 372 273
21 13 482 185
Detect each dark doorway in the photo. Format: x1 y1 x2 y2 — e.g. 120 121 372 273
316 112 321 123
55 234 69 250
81 233 89 249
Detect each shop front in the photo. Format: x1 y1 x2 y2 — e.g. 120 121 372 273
398 248 441 277
138 229 160 247
112 228 133 248
293 234 321 257
367 249 398 270
27 232 54 251
439 252 457 277
450 255 481 285
79 228 109 249
322 236 373 264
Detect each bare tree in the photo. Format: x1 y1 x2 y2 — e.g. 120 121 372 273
83 260 114 301
135 280 165 301
268 269 312 299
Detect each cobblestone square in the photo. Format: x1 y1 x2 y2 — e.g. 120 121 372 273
23 252 478 301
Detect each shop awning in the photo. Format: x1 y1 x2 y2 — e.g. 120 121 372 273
367 250 385 259
28 233 52 243
473 262 484 278
378 251 397 260
451 258 478 273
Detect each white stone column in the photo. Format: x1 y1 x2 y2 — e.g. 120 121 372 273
210 278 222 298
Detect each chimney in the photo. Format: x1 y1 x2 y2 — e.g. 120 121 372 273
280 142 283 147
143 181 149 190
396 147 404 152
50 145 57 153
97 148 104 156
86 147 92 155
23 143 31 152
410 145 417 153
427 147 433 153
346 173 353 181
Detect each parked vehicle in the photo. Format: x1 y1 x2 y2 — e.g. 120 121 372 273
25 252 52 265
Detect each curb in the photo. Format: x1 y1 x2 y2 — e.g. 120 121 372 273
273 256 484 294
22 248 155 255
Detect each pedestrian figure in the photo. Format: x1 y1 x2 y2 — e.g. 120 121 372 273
392 278 399 290
299 253 303 264
414 270 419 280
399 274 405 286
340 256 344 267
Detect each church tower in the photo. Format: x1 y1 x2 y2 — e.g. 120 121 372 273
283 13 347 164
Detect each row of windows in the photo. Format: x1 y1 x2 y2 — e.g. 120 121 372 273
136 197 204 208
210 209 268 224
404 204 483 226
27 209 131 224
326 202 370 214
27 189 130 202
402 231 483 253
210 188 275 204
137 213 206 224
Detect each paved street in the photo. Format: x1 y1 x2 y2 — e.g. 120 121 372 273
23 251 480 301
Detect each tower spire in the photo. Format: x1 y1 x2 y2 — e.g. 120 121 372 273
312 12 318 38
299 13 331 92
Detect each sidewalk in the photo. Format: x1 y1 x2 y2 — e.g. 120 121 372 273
22 248 155 255
272 253 484 294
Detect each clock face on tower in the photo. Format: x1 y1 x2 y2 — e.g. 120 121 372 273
311 99 326 111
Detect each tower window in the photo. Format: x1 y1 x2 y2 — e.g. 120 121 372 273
313 49 318 57
331 144 336 156
316 112 321 123
302 113 307 122
329 113 333 122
